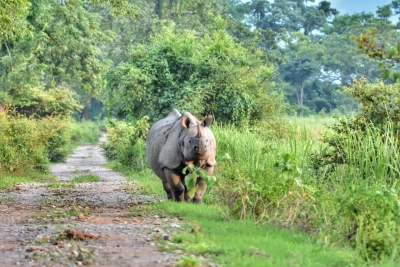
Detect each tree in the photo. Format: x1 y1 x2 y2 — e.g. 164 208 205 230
0 0 32 44
0 0 113 119
244 0 338 36
106 18 282 125
355 27 400 82
279 32 324 109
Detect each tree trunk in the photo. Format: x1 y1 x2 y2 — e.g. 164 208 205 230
80 100 91 121
155 0 164 19
296 81 305 107
300 81 304 107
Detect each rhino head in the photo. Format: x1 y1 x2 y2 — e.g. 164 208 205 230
180 113 214 165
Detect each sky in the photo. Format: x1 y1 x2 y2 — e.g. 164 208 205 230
321 0 394 15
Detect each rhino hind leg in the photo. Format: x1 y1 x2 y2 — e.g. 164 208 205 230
163 168 185 201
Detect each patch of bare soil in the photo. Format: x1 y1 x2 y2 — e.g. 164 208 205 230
0 136 182 267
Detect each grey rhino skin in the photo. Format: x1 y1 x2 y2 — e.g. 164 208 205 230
146 109 216 203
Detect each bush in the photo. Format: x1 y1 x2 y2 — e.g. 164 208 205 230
70 120 102 144
339 185 400 261
0 114 73 173
313 78 400 174
101 117 149 171
41 117 72 162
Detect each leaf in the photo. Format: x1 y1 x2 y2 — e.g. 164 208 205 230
387 48 396 59
393 72 400 82
382 69 390 80
396 42 400 54
187 185 198 199
185 174 197 189
296 166 303 175
182 166 189 174
274 165 286 173
206 176 216 187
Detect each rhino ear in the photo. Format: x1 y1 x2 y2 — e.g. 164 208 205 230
202 114 213 127
181 114 191 128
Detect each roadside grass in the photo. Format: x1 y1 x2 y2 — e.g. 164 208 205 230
0 172 54 189
129 198 364 267
69 120 102 146
103 115 400 265
121 163 364 267
48 182 76 189
167 202 361 267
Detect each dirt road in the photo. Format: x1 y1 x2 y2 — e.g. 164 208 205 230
0 136 181 267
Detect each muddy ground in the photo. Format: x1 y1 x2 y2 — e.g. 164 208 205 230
0 136 186 267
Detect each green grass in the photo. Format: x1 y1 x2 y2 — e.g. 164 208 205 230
119 165 364 266
130 201 363 267
0 172 54 189
72 174 101 183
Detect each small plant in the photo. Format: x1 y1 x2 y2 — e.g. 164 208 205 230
339 184 400 261
72 175 101 183
175 256 200 267
182 164 217 199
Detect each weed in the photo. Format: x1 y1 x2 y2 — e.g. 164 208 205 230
72 175 100 183
175 256 200 267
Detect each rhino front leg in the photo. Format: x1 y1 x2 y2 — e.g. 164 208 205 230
161 180 173 200
193 178 207 203
163 168 185 201
193 165 214 203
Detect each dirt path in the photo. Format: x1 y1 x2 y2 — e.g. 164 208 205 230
0 136 181 267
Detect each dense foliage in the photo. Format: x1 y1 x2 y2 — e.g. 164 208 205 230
106 18 281 124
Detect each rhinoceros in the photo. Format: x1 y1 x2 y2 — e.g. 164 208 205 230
146 109 216 203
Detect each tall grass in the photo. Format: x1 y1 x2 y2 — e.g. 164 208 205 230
208 117 400 264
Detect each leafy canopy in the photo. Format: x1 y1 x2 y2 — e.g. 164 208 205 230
106 17 281 124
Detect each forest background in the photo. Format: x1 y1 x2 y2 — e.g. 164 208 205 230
3 0 400 120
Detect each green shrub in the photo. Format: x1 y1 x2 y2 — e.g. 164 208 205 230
313 78 400 175
101 117 149 171
0 114 73 173
308 77 400 262
70 120 102 144
41 117 72 162
339 185 400 261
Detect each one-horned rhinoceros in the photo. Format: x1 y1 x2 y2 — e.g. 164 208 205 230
146 109 216 203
